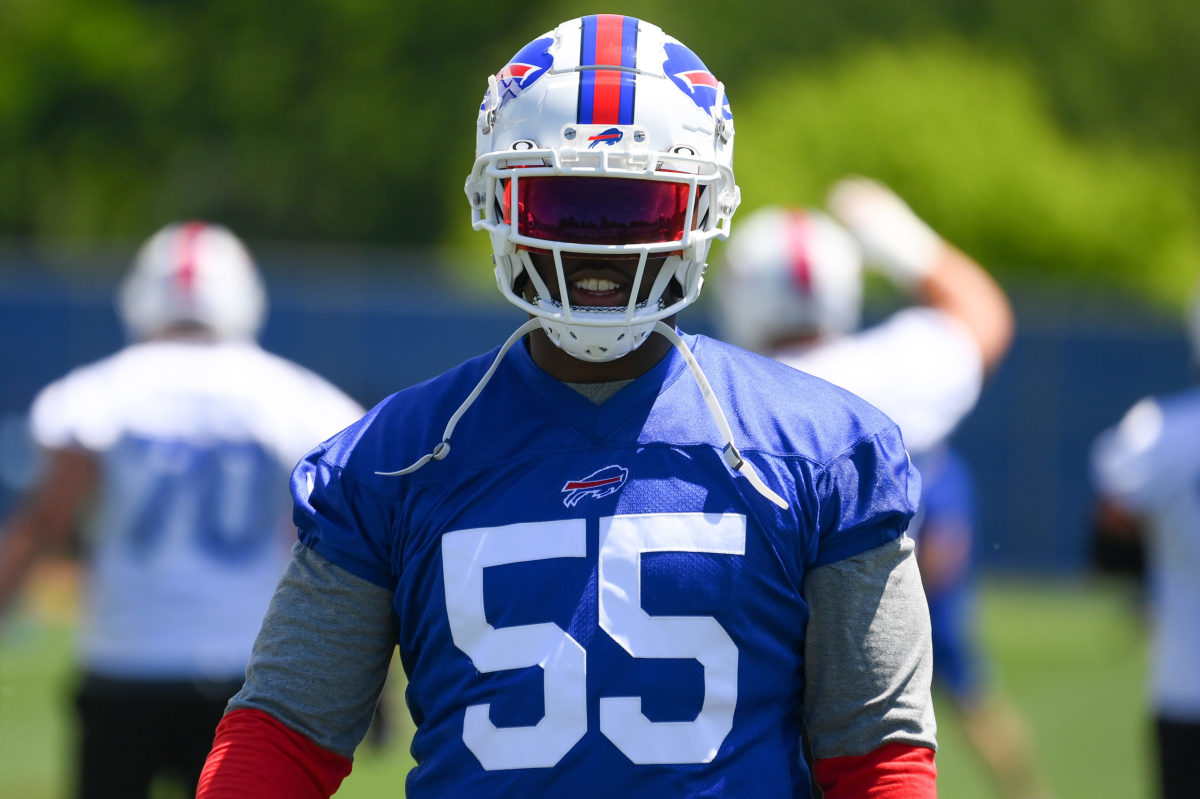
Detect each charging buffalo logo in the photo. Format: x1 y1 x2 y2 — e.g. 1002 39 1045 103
663 42 731 120
587 127 624 148
561 465 629 507
485 36 554 113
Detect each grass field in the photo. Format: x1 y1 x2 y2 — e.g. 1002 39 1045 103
0 575 1152 798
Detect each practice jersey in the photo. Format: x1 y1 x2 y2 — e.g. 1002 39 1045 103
911 446 985 703
1091 389 1200 719
293 332 922 797
29 338 364 680
771 307 983 454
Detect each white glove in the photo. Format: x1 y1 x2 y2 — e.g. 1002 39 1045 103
826 177 942 288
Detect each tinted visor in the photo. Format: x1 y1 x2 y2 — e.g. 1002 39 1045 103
508 177 691 245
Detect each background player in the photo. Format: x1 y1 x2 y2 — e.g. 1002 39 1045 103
715 178 1054 799
1089 288 1200 799
197 15 937 798
0 221 364 799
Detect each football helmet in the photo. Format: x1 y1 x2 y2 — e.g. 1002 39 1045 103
715 206 864 352
465 14 740 362
117 221 267 342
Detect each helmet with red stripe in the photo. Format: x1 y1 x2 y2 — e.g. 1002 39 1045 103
117 221 267 342
466 15 739 362
715 207 863 352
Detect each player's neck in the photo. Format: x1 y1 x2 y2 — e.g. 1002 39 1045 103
526 325 675 383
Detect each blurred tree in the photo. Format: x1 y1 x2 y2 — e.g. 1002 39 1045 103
0 0 557 247
729 38 1200 312
1 0 1198 307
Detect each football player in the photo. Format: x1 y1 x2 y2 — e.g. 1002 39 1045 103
0 222 364 799
1090 291 1200 799
197 16 937 798
715 180 1056 799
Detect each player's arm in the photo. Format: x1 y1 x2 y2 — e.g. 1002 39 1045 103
197 543 396 798
804 533 938 798
0 448 96 619
828 177 1015 372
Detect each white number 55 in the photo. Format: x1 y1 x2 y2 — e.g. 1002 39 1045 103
441 512 745 770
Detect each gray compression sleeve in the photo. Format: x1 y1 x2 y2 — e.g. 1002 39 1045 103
227 541 397 759
803 533 937 759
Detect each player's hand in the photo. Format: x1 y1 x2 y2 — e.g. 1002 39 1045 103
826 177 943 288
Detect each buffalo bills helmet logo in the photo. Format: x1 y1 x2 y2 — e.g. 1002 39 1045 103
484 36 554 113
561 465 629 507
587 127 624 148
663 42 731 120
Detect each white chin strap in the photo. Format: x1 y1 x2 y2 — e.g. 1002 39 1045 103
378 319 788 510
649 322 788 509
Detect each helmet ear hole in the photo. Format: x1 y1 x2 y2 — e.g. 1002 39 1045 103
495 179 510 224
512 270 532 301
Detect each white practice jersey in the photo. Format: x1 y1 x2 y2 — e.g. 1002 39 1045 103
1091 388 1200 720
770 306 984 454
29 338 364 681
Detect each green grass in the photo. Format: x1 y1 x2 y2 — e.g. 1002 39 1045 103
934 577 1153 798
0 578 1151 798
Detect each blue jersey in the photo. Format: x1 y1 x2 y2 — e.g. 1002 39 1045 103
910 446 984 702
292 332 919 797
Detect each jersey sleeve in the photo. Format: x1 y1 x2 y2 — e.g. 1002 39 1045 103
1090 397 1171 512
28 367 110 452
809 422 922 569
291 440 397 589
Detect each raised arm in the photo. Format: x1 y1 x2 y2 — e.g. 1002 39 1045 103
828 177 1015 373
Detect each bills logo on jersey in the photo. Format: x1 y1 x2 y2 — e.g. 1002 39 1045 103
663 42 731 120
561 465 629 507
484 36 554 113
587 127 624 148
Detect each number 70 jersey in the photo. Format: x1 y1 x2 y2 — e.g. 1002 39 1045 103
29 338 364 679
294 333 919 797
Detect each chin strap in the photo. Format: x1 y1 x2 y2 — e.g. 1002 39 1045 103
377 318 789 511
376 318 542 477
652 322 789 510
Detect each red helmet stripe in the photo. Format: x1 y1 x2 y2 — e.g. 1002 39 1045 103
175 222 207 295
788 212 814 293
577 15 638 125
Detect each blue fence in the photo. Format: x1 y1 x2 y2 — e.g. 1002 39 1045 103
0 256 1188 575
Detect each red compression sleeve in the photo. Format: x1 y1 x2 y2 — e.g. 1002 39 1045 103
197 708 353 799
814 742 937 799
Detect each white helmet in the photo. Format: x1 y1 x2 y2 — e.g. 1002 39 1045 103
117 221 267 341
465 14 740 362
715 206 863 352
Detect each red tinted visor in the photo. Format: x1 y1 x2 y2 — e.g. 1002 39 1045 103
505 177 691 245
